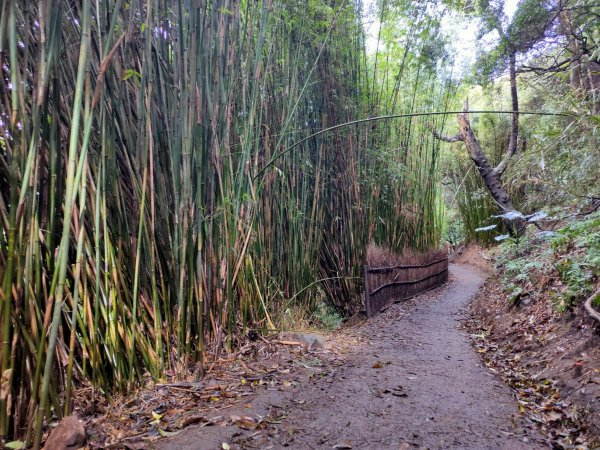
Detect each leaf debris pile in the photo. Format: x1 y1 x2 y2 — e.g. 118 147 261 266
70 335 340 449
467 278 600 449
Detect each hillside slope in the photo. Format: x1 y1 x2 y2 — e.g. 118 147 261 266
468 211 600 447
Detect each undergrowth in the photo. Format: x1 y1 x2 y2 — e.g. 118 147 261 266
275 299 344 332
494 210 600 312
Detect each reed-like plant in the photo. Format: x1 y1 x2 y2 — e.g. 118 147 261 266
0 0 446 445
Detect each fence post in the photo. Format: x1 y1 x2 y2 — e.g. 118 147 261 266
364 265 371 317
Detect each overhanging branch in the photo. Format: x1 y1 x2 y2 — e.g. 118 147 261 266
253 109 582 182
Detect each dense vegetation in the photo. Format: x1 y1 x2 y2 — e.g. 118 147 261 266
440 0 600 244
0 0 598 447
0 0 449 444
494 210 600 311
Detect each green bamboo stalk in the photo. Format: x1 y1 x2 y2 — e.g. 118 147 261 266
0 1 463 443
33 1 91 446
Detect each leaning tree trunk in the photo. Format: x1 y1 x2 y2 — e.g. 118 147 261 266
433 51 524 234
433 108 518 219
456 113 515 213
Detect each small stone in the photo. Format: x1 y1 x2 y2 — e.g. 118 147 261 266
280 332 325 350
43 416 86 450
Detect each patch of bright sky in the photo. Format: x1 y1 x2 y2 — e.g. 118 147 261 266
362 0 519 77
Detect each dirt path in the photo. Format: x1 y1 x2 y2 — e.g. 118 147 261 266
156 264 542 449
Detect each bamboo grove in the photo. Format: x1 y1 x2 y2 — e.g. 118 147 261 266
0 0 449 443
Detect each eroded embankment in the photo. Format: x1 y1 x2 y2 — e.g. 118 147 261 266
469 276 600 448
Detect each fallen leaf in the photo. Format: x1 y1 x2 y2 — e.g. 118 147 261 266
372 362 383 369
158 428 181 437
545 411 563 422
179 415 209 428
231 415 257 430
4 441 26 449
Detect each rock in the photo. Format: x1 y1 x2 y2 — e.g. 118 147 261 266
43 416 86 450
280 332 325 350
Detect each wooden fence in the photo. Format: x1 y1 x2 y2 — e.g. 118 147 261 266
364 256 449 317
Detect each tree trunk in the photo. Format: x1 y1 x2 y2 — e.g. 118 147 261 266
432 52 523 234
456 113 515 213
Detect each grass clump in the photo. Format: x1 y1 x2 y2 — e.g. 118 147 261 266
272 300 343 332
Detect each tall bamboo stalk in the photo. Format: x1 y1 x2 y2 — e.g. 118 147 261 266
0 0 447 444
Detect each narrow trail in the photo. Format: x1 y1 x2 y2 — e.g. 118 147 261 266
158 264 542 449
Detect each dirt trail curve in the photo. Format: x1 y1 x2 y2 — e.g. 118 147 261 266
157 264 543 449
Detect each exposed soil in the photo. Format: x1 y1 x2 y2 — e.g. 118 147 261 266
152 265 543 450
449 244 493 273
468 274 600 447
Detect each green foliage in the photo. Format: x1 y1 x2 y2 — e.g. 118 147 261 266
504 99 600 210
0 0 449 443
494 211 600 311
439 88 510 246
507 0 552 52
442 207 465 246
313 301 344 330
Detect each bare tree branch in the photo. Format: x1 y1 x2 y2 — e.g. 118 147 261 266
431 128 463 143
519 57 572 74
